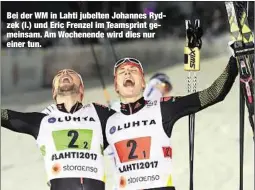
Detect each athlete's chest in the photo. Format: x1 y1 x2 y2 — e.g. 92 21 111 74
38 105 103 148
106 101 163 143
106 101 172 173
41 106 100 130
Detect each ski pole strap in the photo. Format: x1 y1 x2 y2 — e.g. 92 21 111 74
184 19 203 71
186 19 203 49
236 50 254 127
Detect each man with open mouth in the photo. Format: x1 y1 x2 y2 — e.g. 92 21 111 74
111 72 173 112
104 55 239 190
108 68 173 189
1 69 116 190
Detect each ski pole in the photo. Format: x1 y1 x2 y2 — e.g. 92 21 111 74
184 18 203 190
90 42 111 107
108 37 118 62
240 81 245 190
225 1 254 135
224 2 255 190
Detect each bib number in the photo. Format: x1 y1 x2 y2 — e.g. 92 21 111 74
127 140 138 159
68 130 88 149
115 136 151 163
52 129 93 151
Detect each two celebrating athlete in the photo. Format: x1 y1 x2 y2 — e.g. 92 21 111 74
2 46 239 189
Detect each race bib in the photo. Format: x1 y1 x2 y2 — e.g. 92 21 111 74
114 136 151 163
52 129 93 151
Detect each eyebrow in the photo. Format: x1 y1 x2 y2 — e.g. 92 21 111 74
118 67 125 71
57 70 75 74
119 66 138 70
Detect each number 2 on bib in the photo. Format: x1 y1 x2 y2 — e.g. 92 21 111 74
114 136 151 163
52 129 93 151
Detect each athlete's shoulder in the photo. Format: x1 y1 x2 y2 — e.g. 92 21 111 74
41 104 56 115
92 102 116 121
92 102 108 109
92 102 115 112
160 96 182 103
92 102 110 112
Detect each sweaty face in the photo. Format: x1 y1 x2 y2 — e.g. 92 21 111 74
53 69 82 98
115 64 145 98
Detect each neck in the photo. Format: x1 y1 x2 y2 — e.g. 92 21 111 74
56 95 81 112
120 94 143 104
120 96 145 115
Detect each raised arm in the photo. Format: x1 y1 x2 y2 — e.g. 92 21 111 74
196 56 238 110
1 109 46 139
161 56 238 136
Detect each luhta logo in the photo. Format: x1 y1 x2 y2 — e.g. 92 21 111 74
48 116 95 123
110 119 156 134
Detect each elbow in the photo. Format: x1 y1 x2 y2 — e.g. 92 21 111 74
215 92 228 103
217 96 225 103
215 83 234 103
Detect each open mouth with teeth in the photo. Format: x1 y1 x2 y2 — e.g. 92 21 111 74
123 79 135 87
61 76 72 83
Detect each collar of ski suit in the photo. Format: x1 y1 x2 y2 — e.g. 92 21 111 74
56 102 83 113
120 97 146 115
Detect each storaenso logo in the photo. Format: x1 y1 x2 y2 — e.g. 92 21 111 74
128 175 160 184
63 164 98 173
110 119 156 134
189 49 196 69
48 116 95 123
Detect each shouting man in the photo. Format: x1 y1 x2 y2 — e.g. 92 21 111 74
1 69 115 190
104 55 238 190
